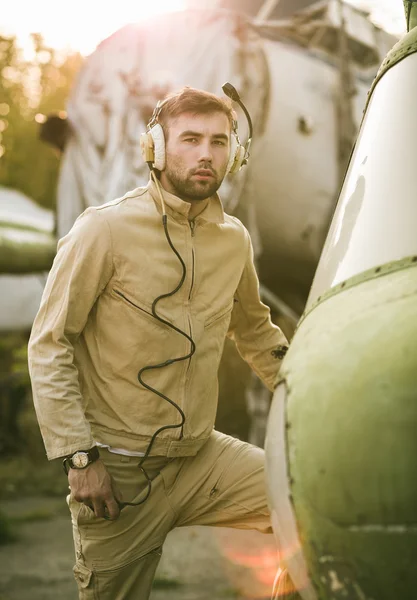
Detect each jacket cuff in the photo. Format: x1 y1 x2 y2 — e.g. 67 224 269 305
46 439 96 461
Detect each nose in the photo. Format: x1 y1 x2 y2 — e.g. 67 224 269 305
198 140 213 163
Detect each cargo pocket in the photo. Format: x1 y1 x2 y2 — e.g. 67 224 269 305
94 546 163 599
73 561 95 598
206 443 247 499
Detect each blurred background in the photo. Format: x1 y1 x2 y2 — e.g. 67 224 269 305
0 1 406 599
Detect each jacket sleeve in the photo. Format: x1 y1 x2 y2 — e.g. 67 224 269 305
227 228 289 392
28 208 113 460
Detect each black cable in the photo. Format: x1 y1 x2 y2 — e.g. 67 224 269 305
137 214 196 463
117 179 196 512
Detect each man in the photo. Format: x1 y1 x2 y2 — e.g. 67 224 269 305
28 87 292 599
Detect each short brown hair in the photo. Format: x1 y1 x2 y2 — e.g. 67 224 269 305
157 87 235 135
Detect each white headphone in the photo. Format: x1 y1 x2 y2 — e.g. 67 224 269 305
139 98 247 175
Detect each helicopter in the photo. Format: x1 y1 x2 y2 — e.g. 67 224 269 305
265 1 417 598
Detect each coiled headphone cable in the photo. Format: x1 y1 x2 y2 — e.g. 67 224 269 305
115 169 196 512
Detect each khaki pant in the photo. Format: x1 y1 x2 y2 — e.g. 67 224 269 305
68 430 275 599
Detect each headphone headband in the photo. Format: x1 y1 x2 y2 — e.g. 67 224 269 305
147 99 169 131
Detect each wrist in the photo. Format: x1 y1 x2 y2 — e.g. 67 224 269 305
63 446 100 475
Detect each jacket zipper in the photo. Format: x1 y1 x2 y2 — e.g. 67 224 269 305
188 220 195 301
184 220 196 424
187 221 196 359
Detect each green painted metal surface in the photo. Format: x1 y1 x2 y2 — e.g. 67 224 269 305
0 226 56 274
364 23 417 113
297 255 417 334
279 261 417 599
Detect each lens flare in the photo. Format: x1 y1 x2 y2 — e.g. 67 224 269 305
212 528 301 598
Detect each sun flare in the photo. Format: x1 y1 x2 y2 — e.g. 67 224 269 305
2 0 186 56
1 0 406 59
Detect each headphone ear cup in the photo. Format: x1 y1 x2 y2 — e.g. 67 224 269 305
140 132 155 164
148 123 166 171
227 144 246 175
226 134 238 174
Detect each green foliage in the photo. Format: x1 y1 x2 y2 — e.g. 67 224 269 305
0 333 31 455
0 33 83 210
0 397 69 499
0 34 84 465
0 509 16 545
0 332 29 384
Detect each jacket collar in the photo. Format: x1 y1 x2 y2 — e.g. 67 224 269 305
148 179 225 224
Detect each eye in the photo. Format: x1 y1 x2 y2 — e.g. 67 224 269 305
184 137 198 144
213 140 227 146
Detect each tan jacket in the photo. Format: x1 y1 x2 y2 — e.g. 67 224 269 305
28 180 288 460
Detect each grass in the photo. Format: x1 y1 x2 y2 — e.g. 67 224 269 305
0 400 69 546
0 509 16 545
0 507 59 547
0 402 68 501
220 588 241 597
0 455 67 500
9 508 58 524
152 576 183 589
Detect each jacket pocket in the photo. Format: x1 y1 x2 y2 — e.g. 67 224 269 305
112 288 172 330
204 302 234 329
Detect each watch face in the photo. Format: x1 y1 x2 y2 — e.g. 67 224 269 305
72 452 89 468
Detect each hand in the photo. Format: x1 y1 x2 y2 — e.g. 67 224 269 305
68 459 123 520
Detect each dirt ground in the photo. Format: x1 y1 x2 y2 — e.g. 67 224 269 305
0 496 279 600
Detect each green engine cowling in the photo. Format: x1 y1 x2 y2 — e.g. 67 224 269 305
266 7 417 600
268 259 417 599
0 226 56 274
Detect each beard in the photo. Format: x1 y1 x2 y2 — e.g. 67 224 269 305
164 159 225 202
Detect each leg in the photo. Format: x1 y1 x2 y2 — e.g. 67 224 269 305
166 430 271 530
164 431 302 599
68 451 176 600
71 544 163 600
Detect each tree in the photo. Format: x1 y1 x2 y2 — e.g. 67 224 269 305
0 33 83 210
0 34 83 451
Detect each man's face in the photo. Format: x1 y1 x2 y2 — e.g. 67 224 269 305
160 111 231 202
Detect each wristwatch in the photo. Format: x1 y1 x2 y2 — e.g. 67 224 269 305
63 446 100 474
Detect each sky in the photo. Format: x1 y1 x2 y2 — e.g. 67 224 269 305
0 0 406 57
347 0 406 35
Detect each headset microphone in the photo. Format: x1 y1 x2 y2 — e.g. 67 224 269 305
222 82 253 167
